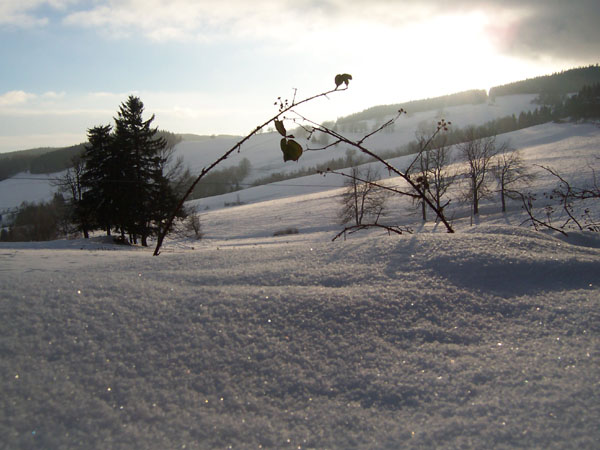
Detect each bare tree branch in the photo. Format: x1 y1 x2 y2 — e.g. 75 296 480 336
153 84 349 255
332 223 412 242
297 114 455 233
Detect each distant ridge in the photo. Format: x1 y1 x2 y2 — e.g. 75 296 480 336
0 130 180 181
179 133 240 141
489 64 600 98
333 65 600 126
336 89 488 125
0 143 86 182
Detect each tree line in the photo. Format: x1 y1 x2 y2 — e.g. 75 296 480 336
0 131 182 182
489 64 600 98
336 89 487 127
336 126 535 232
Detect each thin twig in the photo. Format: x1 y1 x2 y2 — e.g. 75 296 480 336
153 85 348 255
332 223 411 241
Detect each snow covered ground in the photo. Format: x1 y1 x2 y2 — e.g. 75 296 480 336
1 226 599 448
1 117 600 448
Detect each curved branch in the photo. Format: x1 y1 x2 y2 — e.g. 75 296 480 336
332 223 412 242
153 85 348 255
302 117 454 233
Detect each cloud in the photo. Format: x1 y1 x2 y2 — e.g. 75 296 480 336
42 91 66 99
491 0 600 61
61 0 429 42
391 0 600 61
0 91 37 107
0 0 76 28
56 0 598 62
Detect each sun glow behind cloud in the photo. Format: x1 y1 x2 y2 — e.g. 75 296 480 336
0 0 597 151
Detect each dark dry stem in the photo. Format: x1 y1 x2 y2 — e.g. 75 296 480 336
153 85 347 255
321 169 419 199
302 115 454 233
332 223 411 241
513 189 569 236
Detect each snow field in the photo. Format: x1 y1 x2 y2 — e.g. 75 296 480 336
1 226 599 448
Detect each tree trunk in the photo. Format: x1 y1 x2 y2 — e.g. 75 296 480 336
353 182 360 226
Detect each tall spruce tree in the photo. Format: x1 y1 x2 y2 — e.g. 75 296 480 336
112 96 173 246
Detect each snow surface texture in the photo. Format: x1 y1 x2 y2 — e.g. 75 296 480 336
1 228 599 449
1 116 600 447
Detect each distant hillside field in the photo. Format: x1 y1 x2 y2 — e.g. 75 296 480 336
1 65 599 211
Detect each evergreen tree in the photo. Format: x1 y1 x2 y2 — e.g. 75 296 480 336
112 96 178 246
69 97 185 244
79 124 118 236
565 83 600 119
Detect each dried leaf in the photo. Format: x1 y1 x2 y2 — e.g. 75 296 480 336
281 139 303 162
274 120 287 137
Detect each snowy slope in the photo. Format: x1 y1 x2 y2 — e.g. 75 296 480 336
0 94 541 211
173 94 540 183
0 171 62 215
180 122 600 241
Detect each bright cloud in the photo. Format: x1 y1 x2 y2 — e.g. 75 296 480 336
57 0 599 61
42 91 66 99
60 0 436 43
0 91 37 107
0 0 75 27
3 1 599 60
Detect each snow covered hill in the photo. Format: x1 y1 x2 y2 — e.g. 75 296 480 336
168 94 542 185
176 121 599 242
0 94 541 212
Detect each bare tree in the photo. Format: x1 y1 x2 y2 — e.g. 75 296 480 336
184 213 203 239
539 164 600 231
338 166 387 227
459 129 501 216
516 162 600 235
302 113 456 234
52 155 90 238
492 149 534 212
411 128 456 221
514 190 568 236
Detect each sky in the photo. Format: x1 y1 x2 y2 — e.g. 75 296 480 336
0 0 598 153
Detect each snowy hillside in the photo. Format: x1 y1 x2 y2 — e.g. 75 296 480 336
179 121 600 241
0 94 542 212
172 94 541 184
1 113 600 448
